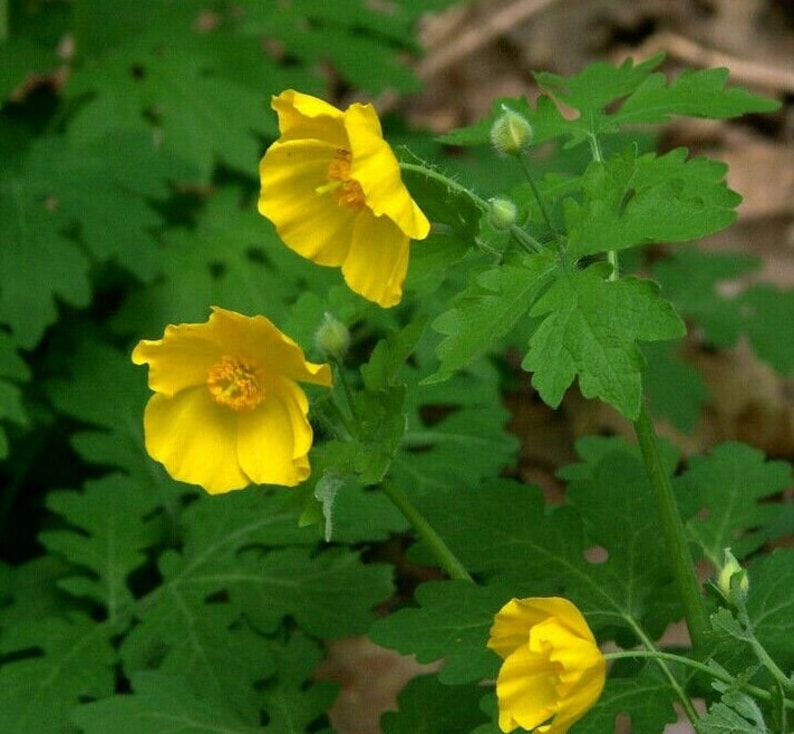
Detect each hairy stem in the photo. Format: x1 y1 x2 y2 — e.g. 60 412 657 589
381 479 473 583
633 400 710 654
625 616 701 727
518 155 560 242
399 160 543 253
604 650 793 708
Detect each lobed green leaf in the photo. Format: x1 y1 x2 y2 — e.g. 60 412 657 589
675 442 793 566
522 264 686 419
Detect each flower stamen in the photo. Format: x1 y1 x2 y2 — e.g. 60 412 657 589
317 148 366 210
207 355 264 411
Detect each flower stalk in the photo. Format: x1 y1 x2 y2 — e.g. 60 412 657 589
398 160 543 254
381 478 473 583
633 400 710 654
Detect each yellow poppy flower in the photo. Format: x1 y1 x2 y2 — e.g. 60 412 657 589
131 307 332 494
258 89 430 308
487 597 606 734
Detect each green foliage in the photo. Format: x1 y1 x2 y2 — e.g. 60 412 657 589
654 248 794 374
71 671 267 734
675 442 793 566
426 54 781 419
745 550 794 672
565 148 740 257
2 4 791 732
381 675 489 733
374 435 792 732
440 55 778 149
0 332 29 458
0 612 117 734
523 265 685 419
371 581 506 684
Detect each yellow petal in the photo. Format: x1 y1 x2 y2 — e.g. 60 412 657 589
488 597 567 659
237 376 313 487
142 389 250 493
259 139 358 266
345 103 430 240
207 308 332 387
272 89 347 147
496 645 558 733
488 598 606 734
132 325 222 397
342 212 409 308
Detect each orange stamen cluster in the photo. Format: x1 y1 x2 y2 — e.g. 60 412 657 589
207 355 265 411
324 149 366 210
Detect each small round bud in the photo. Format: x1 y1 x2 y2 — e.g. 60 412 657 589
717 548 749 604
490 107 533 156
314 312 350 361
487 198 518 230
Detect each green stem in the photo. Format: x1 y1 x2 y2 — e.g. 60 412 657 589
399 160 543 254
633 400 710 654
331 359 361 432
586 132 619 281
625 617 700 726
737 605 794 693
381 479 473 582
517 155 559 242
400 160 490 210
0 0 8 44
604 651 793 708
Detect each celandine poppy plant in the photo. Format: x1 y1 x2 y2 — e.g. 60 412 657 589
258 90 430 308
132 307 332 494
487 597 606 734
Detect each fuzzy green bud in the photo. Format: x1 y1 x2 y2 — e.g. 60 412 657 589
487 197 518 230
490 107 533 156
314 312 350 361
717 548 749 604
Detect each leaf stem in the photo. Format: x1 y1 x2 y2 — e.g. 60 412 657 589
586 132 619 281
603 650 794 708
331 359 362 432
380 478 474 583
517 154 560 242
398 160 543 253
633 400 710 654
624 616 700 726
736 603 794 694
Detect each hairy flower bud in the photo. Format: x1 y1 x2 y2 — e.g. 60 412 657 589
490 107 533 156
487 198 518 230
314 312 351 361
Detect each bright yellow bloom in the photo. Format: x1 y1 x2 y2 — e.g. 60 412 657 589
258 89 430 308
131 307 332 494
487 597 606 734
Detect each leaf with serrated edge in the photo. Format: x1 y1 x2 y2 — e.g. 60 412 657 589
522 265 685 419
675 442 792 566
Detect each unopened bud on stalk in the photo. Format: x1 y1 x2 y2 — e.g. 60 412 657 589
487 197 518 230
490 107 533 156
717 548 749 604
314 312 350 361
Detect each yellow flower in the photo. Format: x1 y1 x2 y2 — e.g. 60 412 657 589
487 597 606 734
258 89 430 308
131 307 332 494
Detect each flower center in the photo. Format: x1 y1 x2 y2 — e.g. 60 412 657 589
207 355 265 411
316 149 366 210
